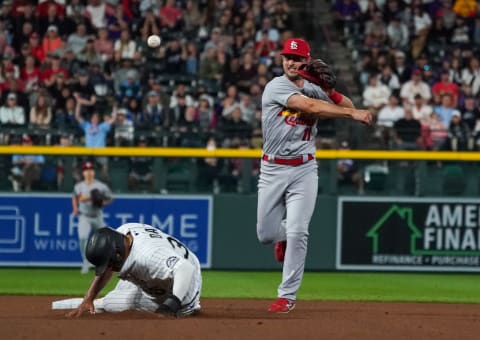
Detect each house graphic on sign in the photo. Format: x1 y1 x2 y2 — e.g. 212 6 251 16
366 205 422 254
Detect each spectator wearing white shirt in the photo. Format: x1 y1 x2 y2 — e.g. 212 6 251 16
0 93 26 126
411 5 432 59
113 108 134 146
114 29 137 62
461 57 480 96
378 65 400 95
386 15 409 50
411 94 433 122
400 69 432 107
169 83 195 109
362 74 391 115
376 95 404 148
85 0 107 29
377 95 404 128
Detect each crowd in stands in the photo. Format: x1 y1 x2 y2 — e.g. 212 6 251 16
333 0 480 152
0 0 293 192
7 0 479 194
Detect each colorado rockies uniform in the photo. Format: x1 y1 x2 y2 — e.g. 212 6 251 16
53 223 202 316
73 179 112 271
257 74 329 302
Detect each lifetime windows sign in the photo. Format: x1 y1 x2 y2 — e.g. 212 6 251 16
0 194 212 268
337 197 480 272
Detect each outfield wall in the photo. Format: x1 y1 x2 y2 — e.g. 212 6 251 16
1 193 480 272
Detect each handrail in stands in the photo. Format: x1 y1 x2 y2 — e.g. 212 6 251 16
1 146 480 161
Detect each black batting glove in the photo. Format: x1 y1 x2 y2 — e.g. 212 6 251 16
156 294 181 316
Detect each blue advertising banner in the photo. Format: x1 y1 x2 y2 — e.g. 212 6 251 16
0 194 212 268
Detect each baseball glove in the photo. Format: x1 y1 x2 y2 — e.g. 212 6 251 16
297 59 337 91
90 188 106 209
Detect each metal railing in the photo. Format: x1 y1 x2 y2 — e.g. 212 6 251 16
1 146 479 197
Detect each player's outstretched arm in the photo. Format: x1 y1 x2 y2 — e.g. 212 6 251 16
288 93 372 125
327 90 355 108
66 269 113 317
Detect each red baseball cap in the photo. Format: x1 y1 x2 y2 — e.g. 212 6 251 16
22 135 32 143
280 38 310 59
82 161 95 170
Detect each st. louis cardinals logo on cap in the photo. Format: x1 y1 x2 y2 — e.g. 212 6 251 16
280 38 310 58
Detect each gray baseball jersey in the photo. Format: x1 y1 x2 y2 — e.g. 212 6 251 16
73 180 112 217
257 75 328 302
74 179 113 273
261 75 329 157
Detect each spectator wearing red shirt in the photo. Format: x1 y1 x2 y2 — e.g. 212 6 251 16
36 0 65 18
39 54 69 87
21 54 40 93
2 66 25 93
29 32 45 63
38 1 65 36
254 30 276 64
2 54 19 80
11 0 33 17
432 69 459 107
159 0 182 29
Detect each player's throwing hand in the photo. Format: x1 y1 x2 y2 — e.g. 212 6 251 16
352 109 373 125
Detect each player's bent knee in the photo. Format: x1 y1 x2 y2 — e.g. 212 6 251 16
257 229 274 244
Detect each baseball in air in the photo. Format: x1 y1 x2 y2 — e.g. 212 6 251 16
147 35 161 48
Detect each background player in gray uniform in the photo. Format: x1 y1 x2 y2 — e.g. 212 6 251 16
72 161 113 274
257 38 372 313
53 224 202 317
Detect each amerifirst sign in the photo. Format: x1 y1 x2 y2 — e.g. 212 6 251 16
337 197 480 271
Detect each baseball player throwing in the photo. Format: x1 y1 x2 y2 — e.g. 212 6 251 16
257 38 372 313
72 161 113 274
56 224 202 317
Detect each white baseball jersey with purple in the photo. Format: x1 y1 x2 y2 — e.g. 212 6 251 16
257 75 328 302
100 223 202 315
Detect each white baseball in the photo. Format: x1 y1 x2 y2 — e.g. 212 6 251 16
147 35 161 48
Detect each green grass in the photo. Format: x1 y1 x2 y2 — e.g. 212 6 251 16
1 269 480 303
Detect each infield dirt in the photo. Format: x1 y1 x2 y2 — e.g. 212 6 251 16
2 296 480 339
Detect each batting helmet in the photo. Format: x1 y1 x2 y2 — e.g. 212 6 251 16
86 227 126 275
